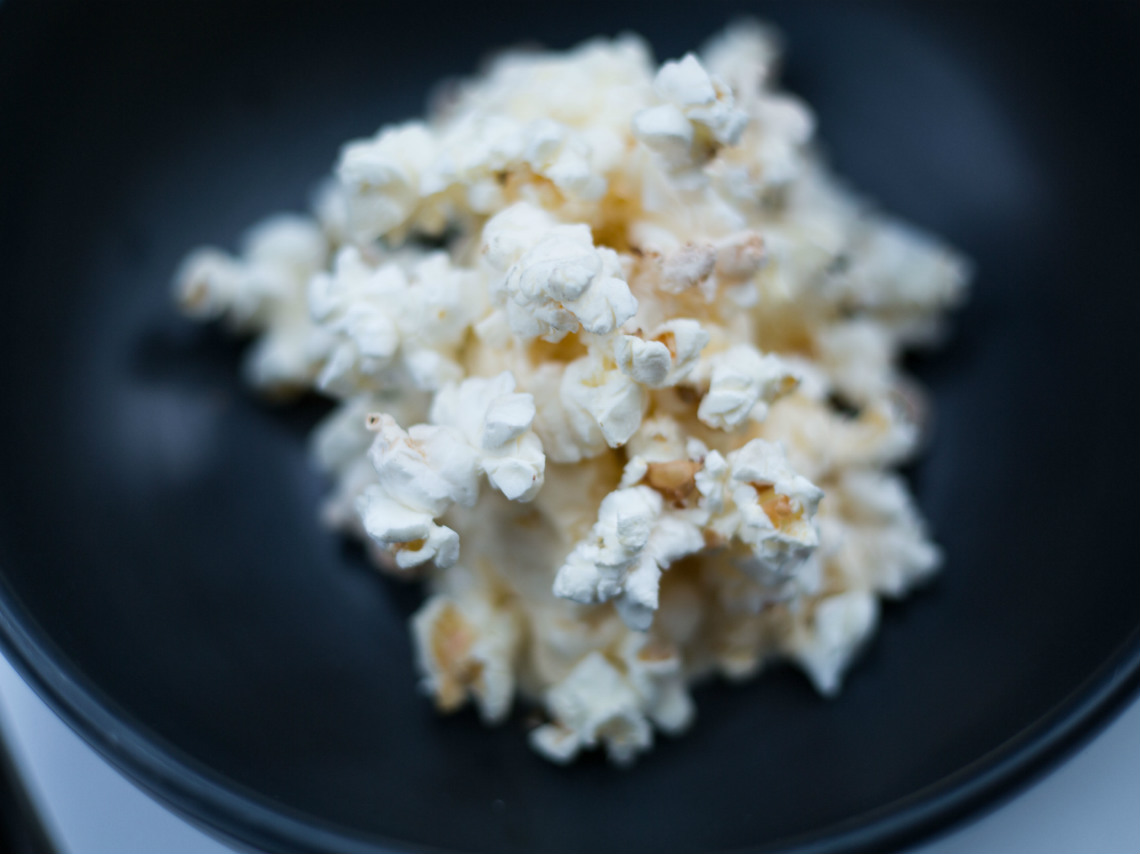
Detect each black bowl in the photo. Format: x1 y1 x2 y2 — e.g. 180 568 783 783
1 2 1137 852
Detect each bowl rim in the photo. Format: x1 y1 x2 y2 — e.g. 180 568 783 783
1 591 1138 854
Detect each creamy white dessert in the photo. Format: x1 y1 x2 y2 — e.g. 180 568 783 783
176 22 968 765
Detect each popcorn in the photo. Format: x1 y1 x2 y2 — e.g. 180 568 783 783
555 436 820 631
653 54 750 145
357 373 545 569
177 22 968 765
561 353 647 448
553 486 673 630
175 215 329 393
483 203 637 341
429 372 545 502
337 123 438 243
786 591 879 696
697 345 799 429
530 651 654 765
634 54 749 173
824 470 942 596
710 439 824 582
356 415 471 570
700 19 782 102
310 247 485 396
413 588 522 722
614 319 709 390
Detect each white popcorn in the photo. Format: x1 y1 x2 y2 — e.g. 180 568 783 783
786 591 879 696
356 374 546 570
178 22 968 766
619 633 695 734
429 372 546 502
526 362 609 464
824 470 942 596
554 436 819 630
821 217 969 344
697 345 799 429
175 215 329 393
554 487 662 599
615 335 672 387
700 19 782 103
631 104 693 170
635 54 749 171
552 479 705 631
561 353 648 449
815 320 895 405
337 123 438 243
530 652 653 765
530 628 694 762
624 414 689 463
483 203 637 341
356 415 474 570
311 394 389 531
613 319 709 389
310 247 486 397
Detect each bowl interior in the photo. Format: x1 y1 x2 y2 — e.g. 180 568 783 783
0 2 1138 852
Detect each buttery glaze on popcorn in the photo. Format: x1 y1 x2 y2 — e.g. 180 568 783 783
176 23 968 765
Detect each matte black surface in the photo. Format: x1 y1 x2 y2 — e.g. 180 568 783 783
0 2 1138 853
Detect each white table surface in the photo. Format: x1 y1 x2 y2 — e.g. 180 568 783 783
2 651 1137 854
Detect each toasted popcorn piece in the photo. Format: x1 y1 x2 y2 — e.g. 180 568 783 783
176 21 968 765
413 590 522 722
694 439 824 582
714 230 767 279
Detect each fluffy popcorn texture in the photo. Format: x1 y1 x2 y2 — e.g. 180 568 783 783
176 22 968 765
482 202 638 342
175 215 330 393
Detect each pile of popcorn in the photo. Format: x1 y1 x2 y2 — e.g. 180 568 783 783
176 22 967 764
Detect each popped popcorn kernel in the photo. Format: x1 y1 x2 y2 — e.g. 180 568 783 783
176 20 968 765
